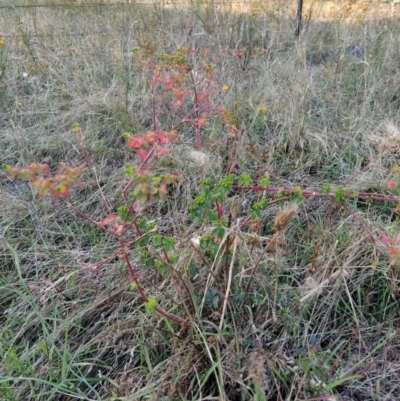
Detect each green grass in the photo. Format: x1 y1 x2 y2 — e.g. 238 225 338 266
1 0 400 400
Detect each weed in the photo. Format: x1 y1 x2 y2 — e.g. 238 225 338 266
2 1 400 400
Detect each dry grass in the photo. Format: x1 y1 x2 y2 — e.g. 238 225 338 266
1 1 400 400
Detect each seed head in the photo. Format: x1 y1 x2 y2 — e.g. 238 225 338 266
188 150 209 167
368 121 400 153
274 203 299 233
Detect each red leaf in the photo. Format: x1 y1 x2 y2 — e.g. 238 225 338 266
128 136 144 149
144 131 157 145
382 234 392 245
156 148 169 157
136 149 149 160
158 131 169 145
58 184 70 197
197 117 207 129
170 99 182 109
154 75 163 84
101 214 119 226
159 183 168 198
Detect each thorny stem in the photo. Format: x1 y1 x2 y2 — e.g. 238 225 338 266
122 147 156 201
62 200 116 235
233 185 400 204
120 238 183 325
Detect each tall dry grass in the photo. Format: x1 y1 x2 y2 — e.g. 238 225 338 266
1 1 400 400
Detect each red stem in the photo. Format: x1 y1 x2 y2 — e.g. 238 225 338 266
120 238 183 325
232 185 400 204
62 200 116 235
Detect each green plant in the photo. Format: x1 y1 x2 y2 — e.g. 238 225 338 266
5 46 400 330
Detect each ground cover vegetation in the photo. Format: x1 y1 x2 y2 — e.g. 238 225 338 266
1 0 400 400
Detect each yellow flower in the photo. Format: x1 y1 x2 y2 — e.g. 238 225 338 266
222 85 229 91
145 298 157 311
129 282 138 291
0 39 4 46
258 105 268 115
71 122 81 134
393 164 400 174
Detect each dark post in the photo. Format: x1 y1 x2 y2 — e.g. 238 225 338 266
295 0 304 38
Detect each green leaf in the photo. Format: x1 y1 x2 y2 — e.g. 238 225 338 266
207 210 218 222
164 236 176 252
156 261 168 276
169 254 177 264
147 221 157 230
145 258 156 268
212 219 227 238
152 233 163 247
325 375 363 392
200 234 214 250
205 288 219 309
319 183 331 194
259 176 270 187
124 164 136 177
218 174 235 190
211 188 226 202
250 209 261 219
200 178 210 186
194 195 206 205
260 198 269 209
212 226 225 238
118 205 133 221
137 218 147 230
334 187 346 202
238 173 252 186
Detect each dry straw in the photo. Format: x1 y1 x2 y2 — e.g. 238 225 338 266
273 203 299 233
368 121 400 153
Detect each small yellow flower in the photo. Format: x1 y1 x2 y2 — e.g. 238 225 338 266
0 39 4 46
145 298 157 311
258 105 268 115
358 17 364 24
71 123 81 134
222 85 229 92
393 164 400 174
129 282 138 291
